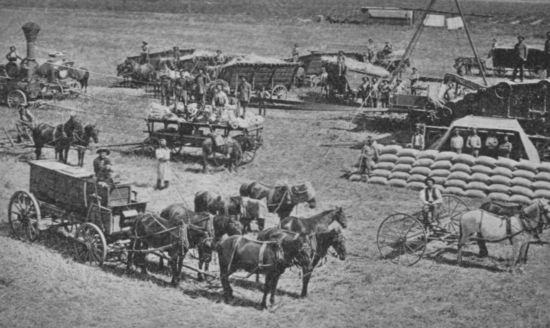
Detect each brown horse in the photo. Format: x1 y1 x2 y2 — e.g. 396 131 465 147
458 200 550 270
239 181 317 219
194 190 241 216
117 59 155 85
67 66 90 92
279 207 348 233
217 232 311 309
201 138 242 173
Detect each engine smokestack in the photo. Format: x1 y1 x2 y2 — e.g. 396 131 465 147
21 22 41 80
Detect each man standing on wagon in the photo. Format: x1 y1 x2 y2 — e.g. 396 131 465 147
511 35 527 82
237 76 252 118
195 68 210 109
93 148 113 185
155 139 171 190
141 41 150 64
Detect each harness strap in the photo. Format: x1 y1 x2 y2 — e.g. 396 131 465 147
226 236 242 274
259 243 267 267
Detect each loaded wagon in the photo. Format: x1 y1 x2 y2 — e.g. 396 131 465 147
295 51 365 87
491 47 547 78
8 160 147 265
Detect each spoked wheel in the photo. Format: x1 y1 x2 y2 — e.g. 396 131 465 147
142 137 160 157
271 84 288 100
377 213 427 266
438 194 470 236
7 89 27 109
74 223 107 266
240 148 257 165
8 190 42 241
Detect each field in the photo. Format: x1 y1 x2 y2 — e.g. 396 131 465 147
1 1 550 328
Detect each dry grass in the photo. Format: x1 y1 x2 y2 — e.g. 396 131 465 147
0 4 550 328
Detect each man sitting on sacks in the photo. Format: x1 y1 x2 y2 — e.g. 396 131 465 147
341 136 379 181
420 177 443 230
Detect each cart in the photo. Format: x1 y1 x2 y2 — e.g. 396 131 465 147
376 194 470 266
142 118 263 165
8 160 148 266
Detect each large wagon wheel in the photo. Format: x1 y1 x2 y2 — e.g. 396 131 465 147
377 213 427 266
437 194 470 237
271 84 288 100
8 190 42 241
142 136 160 157
240 147 257 165
74 222 107 266
7 89 27 109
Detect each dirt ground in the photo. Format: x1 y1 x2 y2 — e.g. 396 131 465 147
1 3 550 328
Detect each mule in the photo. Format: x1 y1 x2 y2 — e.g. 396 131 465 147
217 232 311 309
457 200 550 270
194 191 241 216
239 181 317 219
260 221 347 297
201 138 242 173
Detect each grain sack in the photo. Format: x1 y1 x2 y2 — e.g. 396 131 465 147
445 179 468 189
393 163 413 172
389 171 410 181
413 158 434 167
537 162 550 173
487 184 510 194
493 167 513 179
397 148 419 158
408 174 428 183
495 158 518 170
534 172 550 182
379 154 399 163
466 181 489 192
448 171 470 181
515 160 538 173
431 160 452 170
488 192 511 202
430 169 451 178
470 173 490 184
513 169 536 180
374 162 395 171
465 189 487 199
388 178 407 188
417 149 438 160
435 151 456 162
471 165 493 175
407 181 425 191
533 181 550 190
411 166 431 176
534 189 550 199
450 163 472 174
372 169 391 178
489 175 511 185
509 194 532 205
380 145 402 155
510 177 533 188
396 156 416 165
444 186 466 197
369 176 388 185
510 185 534 199
432 176 446 185
475 156 497 168
453 154 476 166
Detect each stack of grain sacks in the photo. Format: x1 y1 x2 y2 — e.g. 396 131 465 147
429 151 455 189
407 150 437 190
465 155 492 199
509 160 536 204
389 148 419 188
534 162 550 199
370 145 402 186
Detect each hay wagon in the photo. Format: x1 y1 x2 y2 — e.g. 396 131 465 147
8 160 147 265
376 194 470 266
142 117 263 165
491 47 547 78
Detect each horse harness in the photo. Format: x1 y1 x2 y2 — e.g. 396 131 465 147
479 203 541 245
225 236 283 277
135 213 190 255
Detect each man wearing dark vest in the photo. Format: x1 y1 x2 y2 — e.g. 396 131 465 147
419 177 443 226
511 35 527 82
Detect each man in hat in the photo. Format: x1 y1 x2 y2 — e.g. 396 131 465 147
155 138 171 190
545 32 550 78
214 49 226 65
366 39 375 63
237 76 252 118
466 128 481 157
420 177 443 227
291 44 299 62
357 136 379 175
511 35 527 82
5 46 22 63
195 68 210 109
411 127 425 150
93 148 113 182
409 67 420 95
382 41 393 55
141 41 150 64
211 84 229 115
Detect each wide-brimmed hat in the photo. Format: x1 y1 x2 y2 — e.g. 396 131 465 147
517 35 525 40
142 41 148 45
96 148 110 155
424 177 435 184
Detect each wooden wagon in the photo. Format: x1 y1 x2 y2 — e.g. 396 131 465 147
8 160 148 265
492 47 547 78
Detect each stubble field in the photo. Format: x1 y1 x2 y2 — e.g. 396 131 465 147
0 2 550 328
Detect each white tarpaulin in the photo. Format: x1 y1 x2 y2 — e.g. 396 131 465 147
446 16 464 30
423 14 445 27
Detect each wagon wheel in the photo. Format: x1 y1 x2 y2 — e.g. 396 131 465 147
169 142 183 155
271 84 288 100
74 222 107 266
437 194 470 237
142 136 160 157
7 89 27 109
241 148 257 165
60 212 75 233
8 190 42 241
377 213 427 266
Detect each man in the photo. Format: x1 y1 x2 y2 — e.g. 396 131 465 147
450 129 464 153
488 38 498 59
358 77 372 105
485 131 499 158
174 71 189 108
159 75 172 106
214 49 226 65
411 127 424 150
237 76 252 118
511 36 527 82
291 44 299 62
499 135 513 158
419 177 443 227
358 136 379 175
141 41 150 64
443 82 456 102
155 139 171 190
6 46 22 63
466 128 482 157
194 68 210 108
319 66 329 96
172 46 180 70
93 148 113 183
393 78 407 95
410 67 420 95
366 39 375 63
211 84 229 115
257 86 269 116
378 80 391 108
545 32 550 78
382 41 393 55
336 51 347 77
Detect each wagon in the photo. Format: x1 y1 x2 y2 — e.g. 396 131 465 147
8 160 148 265
491 47 547 78
376 194 470 266
0 74 75 109
142 117 263 165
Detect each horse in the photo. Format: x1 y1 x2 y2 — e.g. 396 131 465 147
117 59 155 85
457 199 550 270
258 221 346 297
239 181 317 219
201 137 243 173
67 66 90 92
239 197 268 233
279 207 348 234
194 191 241 216
217 232 312 309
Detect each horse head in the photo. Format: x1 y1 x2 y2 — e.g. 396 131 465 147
537 199 550 228
281 232 312 269
326 222 347 260
225 216 243 237
521 200 549 232
331 207 347 229
84 124 99 144
228 196 242 216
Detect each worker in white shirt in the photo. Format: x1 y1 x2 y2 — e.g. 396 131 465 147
419 177 443 227
411 127 425 150
450 129 464 153
155 139 171 190
466 128 482 157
